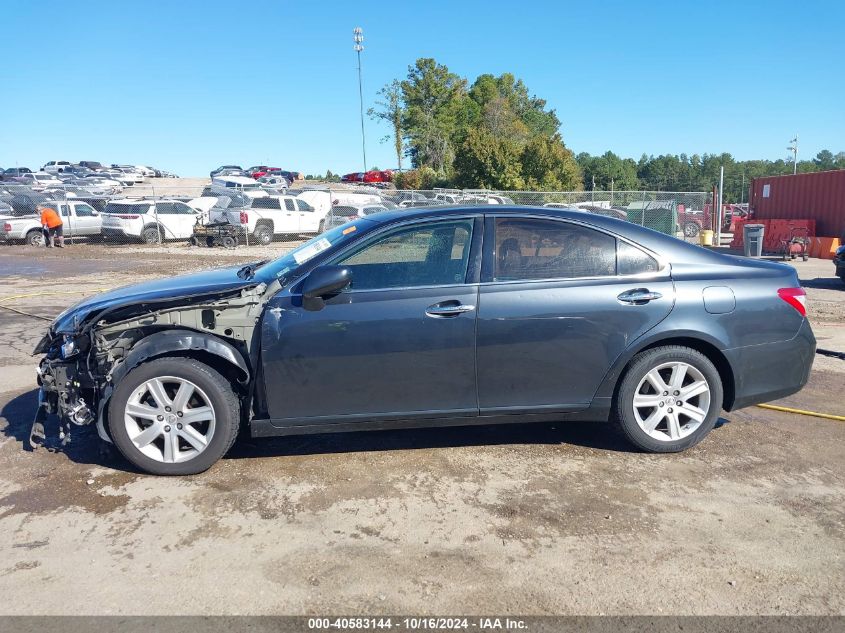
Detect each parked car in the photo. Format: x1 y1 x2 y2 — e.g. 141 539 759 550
210 176 270 198
210 165 243 178
15 172 64 190
78 176 122 196
256 175 289 190
267 169 301 183
58 165 94 179
387 191 429 205
321 203 389 231
101 198 205 243
1 167 33 181
42 161 72 175
247 166 277 179
362 169 394 183
111 166 145 184
78 161 104 171
31 206 816 475
1 200 102 245
209 194 323 244
134 165 156 178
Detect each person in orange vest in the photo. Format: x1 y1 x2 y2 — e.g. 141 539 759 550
39 204 64 248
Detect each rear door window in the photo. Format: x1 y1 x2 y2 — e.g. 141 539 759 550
284 199 295 211
618 241 660 275
491 218 616 281
252 198 281 210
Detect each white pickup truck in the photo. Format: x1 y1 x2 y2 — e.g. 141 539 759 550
209 194 327 245
0 200 102 245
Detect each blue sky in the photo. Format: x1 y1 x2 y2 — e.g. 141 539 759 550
1 0 843 176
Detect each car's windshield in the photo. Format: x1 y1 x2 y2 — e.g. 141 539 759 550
257 220 375 281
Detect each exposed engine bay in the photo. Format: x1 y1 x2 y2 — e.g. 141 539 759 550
31 280 274 449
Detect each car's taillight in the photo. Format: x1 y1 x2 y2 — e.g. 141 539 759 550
3 223 11 232
239 211 248 224
778 287 807 317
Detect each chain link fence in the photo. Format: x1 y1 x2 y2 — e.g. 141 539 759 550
0 178 713 252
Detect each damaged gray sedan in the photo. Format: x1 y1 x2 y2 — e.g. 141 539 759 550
32 206 815 475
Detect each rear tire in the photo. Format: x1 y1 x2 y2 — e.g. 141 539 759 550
142 226 162 244
614 345 723 453
253 224 272 245
26 229 45 247
108 357 240 475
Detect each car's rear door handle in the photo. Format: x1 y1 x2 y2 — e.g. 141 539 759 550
425 302 476 318
617 288 663 304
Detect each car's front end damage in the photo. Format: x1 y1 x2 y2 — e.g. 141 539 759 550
30 265 276 450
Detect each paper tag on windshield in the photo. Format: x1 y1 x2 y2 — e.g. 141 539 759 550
292 238 332 264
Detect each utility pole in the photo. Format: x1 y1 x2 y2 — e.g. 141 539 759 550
353 27 367 173
787 135 798 174
716 165 724 247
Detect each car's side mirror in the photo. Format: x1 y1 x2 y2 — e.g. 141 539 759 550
302 265 352 311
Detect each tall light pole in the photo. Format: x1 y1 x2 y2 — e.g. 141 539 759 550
787 134 798 174
353 27 367 173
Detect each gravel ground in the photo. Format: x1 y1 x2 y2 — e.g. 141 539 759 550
0 246 843 616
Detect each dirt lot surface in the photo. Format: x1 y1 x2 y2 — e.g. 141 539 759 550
0 245 843 615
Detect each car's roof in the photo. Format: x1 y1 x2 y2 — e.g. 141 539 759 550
367 204 731 266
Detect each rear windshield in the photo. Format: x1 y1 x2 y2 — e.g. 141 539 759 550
103 203 150 214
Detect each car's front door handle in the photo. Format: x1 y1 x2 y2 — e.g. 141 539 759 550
425 302 476 318
617 288 663 305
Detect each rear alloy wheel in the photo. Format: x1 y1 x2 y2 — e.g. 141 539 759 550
108 357 240 475
26 229 45 247
683 222 700 238
614 346 723 452
142 226 162 244
253 224 272 245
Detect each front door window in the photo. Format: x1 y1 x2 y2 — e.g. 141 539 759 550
335 220 474 290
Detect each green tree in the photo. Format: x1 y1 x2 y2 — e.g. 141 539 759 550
400 58 469 174
453 127 525 189
814 150 836 171
521 135 582 190
577 151 638 190
368 80 404 170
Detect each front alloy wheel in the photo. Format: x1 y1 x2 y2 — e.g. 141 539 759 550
109 357 240 475
124 376 216 464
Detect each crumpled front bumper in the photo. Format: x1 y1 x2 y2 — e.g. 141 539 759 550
30 353 102 449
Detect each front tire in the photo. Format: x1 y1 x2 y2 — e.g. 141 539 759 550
614 346 723 453
108 357 240 475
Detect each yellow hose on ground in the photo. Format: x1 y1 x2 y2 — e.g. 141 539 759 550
0 289 112 303
757 403 845 422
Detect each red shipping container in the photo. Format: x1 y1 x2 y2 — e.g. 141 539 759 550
749 170 845 239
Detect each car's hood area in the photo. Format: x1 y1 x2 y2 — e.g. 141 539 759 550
51 264 261 334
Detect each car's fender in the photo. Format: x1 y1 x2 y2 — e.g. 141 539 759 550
592 326 734 403
109 329 251 386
